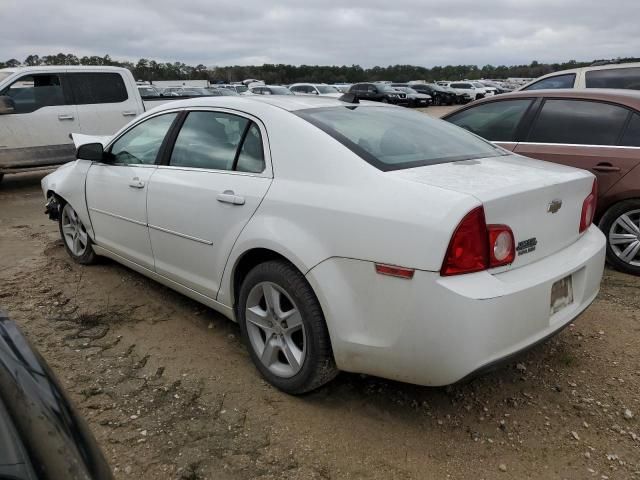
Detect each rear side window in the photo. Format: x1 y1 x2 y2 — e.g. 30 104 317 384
1 74 66 114
527 99 629 145
170 111 249 171
446 99 533 141
621 113 640 147
523 74 576 91
236 124 265 173
296 106 506 171
68 73 128 104
585 67 640 90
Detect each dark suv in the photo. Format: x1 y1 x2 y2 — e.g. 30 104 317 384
394 83 455 106
348 83 409 106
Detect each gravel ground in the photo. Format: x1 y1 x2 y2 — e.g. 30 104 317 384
1 147 639 479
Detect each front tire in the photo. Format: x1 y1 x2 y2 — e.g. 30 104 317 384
237 260 338 394
600 199 640 276
59 202 97 265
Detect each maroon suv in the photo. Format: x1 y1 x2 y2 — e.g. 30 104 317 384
443 89 640 275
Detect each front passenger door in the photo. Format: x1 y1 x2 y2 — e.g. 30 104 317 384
86 112 179 269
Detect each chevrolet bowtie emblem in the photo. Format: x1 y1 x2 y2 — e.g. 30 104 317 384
548 199 562 214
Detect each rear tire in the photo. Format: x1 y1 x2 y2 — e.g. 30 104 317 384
599 199 640 276
59 202 97 265
237 260 338 394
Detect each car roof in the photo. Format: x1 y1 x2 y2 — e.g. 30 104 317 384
468 88 640 110
0 65 128 73
148 95 364 114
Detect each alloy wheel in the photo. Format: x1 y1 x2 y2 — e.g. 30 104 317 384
245 281 306 378
608 209 640 267
61 204 89 257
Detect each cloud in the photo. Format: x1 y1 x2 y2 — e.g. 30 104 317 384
2 0 639 67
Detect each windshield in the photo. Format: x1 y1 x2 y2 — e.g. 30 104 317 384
316 85 339 94
379 85 398 92
138 87 160 97
235 85 248 93
269 86 293 95
296 106 506 171
218 88 238 96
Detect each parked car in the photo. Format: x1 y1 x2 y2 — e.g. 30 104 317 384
406 82 456 105
0 66 145 182
0 310 113 480
249 85 293 95
289 83 342 98
42 95 605 394
441 81 483 102
443 89 640 275
471 81 497 97
520 62 640 91
392 86 432 107
162 87 212 96
218 84 249 95
214 87 239 96
347 83 409 105
137 85 163 98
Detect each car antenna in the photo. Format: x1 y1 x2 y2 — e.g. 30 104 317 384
339 93 359 104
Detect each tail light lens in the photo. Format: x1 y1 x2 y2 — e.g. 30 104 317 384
440 207 489 276
441 207 515 276
579 178 598 233
488 225 515 267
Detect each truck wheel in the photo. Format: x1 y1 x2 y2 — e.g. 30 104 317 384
600 199 640 276
237 260 338 394
59 202 97 265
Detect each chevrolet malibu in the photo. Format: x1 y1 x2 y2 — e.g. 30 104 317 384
41 96 606 394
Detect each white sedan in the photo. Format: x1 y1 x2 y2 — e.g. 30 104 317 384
42 96 606 394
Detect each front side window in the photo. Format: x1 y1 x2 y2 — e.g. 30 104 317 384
68 73 128 104
170 111 248 170
522 73 576 91
585 67 640 90
446 99 533 141
296 106 506 171
1 74 66 114
527 99 629 145
109 113 177 165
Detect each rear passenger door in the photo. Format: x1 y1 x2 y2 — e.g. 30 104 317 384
68 72 140 135
514 99 640 195
146 109 272 299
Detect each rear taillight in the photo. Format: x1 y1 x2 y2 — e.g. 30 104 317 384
441 206 515 276
579 178 598 233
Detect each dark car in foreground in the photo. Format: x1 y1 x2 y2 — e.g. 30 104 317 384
0 310 112 480
443 88 640 275
347 83 409 105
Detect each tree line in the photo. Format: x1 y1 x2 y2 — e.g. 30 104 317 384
2 53 638 84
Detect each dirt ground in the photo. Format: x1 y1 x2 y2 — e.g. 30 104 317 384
1 125 639 479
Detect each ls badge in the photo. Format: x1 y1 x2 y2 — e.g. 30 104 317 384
548 199 563 214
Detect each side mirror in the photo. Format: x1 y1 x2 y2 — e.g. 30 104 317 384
76 142 105 161
0 95 16 114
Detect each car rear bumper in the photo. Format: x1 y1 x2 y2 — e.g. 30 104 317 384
306 226 606 386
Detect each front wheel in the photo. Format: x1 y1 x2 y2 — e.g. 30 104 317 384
238 260 338 394
600 199 640 275
59 202 97 264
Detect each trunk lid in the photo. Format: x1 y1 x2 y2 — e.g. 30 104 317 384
388 154 595 271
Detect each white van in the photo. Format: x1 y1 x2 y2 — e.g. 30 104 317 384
0 66 144 181
520 62 640 91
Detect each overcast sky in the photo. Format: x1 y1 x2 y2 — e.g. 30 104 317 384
3 0 639 67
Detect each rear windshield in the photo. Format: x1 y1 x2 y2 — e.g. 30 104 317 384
296 106 506 171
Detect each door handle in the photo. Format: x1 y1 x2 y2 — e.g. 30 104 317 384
128 177 145 189
122 111 137 116
58 114 74 120
593 162 621 173
216 190 245 205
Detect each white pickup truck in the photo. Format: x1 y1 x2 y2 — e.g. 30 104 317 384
0 66 170 182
